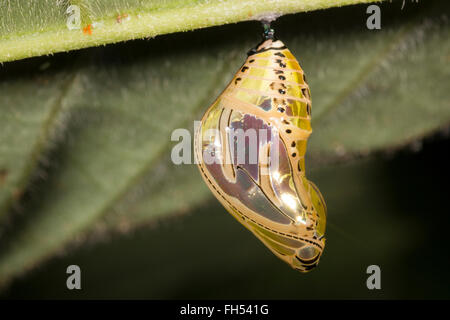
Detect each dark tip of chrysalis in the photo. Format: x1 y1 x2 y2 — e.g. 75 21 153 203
247 20 277 56
262 20 275 40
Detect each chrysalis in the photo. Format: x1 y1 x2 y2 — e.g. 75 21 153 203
194 22 326 272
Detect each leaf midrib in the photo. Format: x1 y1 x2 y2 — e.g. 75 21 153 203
0 71 80 221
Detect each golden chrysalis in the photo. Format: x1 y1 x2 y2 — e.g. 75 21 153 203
194 23 326 272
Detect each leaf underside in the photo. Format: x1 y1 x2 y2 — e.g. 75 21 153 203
0 0 382 63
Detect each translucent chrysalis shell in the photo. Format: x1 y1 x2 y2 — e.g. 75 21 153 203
194 33 326 272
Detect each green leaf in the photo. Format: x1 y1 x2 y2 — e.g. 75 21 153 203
0 0 449 289
0 0 382 63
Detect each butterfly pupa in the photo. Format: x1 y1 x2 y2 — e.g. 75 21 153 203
194 23 326 272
